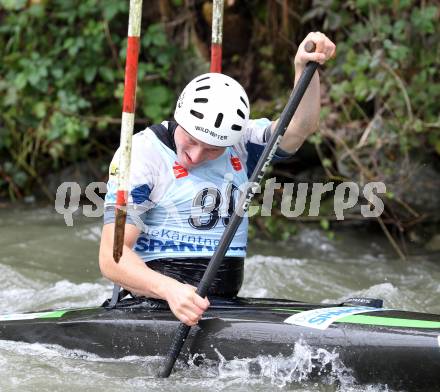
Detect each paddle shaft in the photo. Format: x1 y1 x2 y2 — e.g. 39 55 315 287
159 46 318 378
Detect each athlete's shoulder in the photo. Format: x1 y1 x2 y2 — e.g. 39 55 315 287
132 126 158 149
107 123 171 181
243 118 272 144
133 121 177 154
234 117 271 153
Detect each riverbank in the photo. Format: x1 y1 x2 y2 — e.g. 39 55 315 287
1 200 439 260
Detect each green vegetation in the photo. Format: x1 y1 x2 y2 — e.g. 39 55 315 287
315 0 439 165
249 0 439 246
0 0 180 199
0 1 439 249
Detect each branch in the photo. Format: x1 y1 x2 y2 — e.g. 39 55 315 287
57 109 150 125
377 215 407 261
102 19 124 74
380 61 413 123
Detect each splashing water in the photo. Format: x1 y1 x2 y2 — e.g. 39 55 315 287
0 207 437 391
211 340 356 389
0 339 396 392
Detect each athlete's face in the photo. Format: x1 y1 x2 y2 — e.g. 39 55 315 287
174 125 226 169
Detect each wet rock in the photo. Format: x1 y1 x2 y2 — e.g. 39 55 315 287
336 147 440 223
42 160 107 200
425 234 440 252
387 158 440 222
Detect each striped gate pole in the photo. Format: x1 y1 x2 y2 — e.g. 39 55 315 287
113 0 143 263
210 0 224 73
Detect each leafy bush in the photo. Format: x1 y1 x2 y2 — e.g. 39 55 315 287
0 0 180 199
0 0 438 209
305 0 439 170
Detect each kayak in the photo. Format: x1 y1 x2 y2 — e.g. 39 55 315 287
0 295 439 390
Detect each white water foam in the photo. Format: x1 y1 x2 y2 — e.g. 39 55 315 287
0 337 400 392
210 340 356 389
323 282 417 311
0 264 110 314
74 224 102 242
240 255 307 298
184 340 397 391
0 340 165 391
240 254 352 301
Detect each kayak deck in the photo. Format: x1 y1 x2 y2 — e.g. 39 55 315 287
1 297 439 390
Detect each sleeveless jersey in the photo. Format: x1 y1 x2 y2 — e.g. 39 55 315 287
103 118 291 262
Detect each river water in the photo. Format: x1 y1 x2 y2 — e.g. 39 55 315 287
0 206 439 391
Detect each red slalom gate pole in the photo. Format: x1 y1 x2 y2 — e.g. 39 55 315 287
113 0 143 263
210 0 224 73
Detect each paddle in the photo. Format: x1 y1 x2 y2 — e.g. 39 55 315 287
158 41 319 378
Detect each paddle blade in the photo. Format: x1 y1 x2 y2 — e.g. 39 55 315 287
158 323 191 378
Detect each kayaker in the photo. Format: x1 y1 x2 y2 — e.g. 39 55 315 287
99 32 336 327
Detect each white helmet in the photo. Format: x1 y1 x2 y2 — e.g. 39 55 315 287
174 73 250 147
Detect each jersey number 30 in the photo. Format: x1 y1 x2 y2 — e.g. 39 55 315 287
188 185 240 230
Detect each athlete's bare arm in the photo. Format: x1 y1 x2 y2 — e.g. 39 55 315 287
276 32 336 154
99 223 209 326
